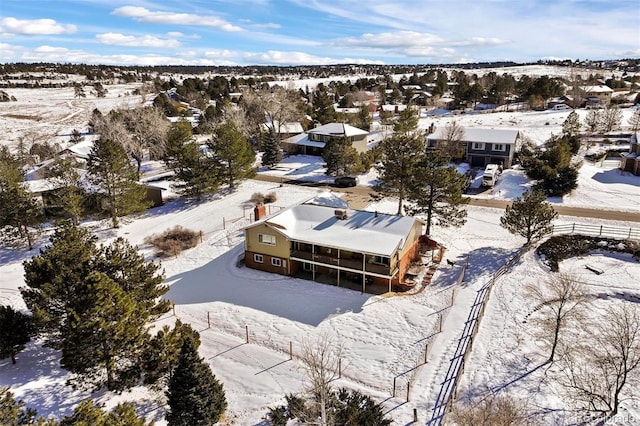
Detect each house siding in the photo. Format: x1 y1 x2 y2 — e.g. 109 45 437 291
244 223 290 259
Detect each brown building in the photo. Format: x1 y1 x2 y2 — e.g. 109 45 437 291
244 194 425 293
620 133 640 176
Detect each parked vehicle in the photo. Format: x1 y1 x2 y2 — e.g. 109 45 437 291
481 164 500 187
334 176 359 187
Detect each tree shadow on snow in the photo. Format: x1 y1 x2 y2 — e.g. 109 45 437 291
164 245 369 326
433 246 516 289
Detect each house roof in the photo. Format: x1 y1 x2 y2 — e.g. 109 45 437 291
307 123 368 137
427 127 520 145
281 133 325 148
256 201 422 257
581 85 614 93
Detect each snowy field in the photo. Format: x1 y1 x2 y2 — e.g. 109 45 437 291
1 67 640 424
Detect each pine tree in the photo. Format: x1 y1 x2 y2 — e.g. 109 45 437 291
208 122 256 188
601 104 622 133
312 84 337 124
322 136 360 177
405 150 469 235
166 337 227 426
261 128 283 168
87 137 150 228
584 109 603 133
48 157 86 224
500 189 558 244
142 320 200 386
562 110 581 137
0 146 41 250
60 400 149 426
0 305 33 364
22 222 97 347
60 271 148 391
393 107 419 134
93 237 169 317
375 133 425 215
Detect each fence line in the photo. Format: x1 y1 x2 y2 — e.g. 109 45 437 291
428 245 529 425
549 223 639 240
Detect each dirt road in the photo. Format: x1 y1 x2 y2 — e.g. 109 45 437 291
252 174 640 223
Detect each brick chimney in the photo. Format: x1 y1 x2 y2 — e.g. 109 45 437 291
254 203 266 220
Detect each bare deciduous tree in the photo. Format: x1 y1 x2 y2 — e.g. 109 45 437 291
559 303 640 421
524 272 588 364
299 333 343 426
441 121 466 160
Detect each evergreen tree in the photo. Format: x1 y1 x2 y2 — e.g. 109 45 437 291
0 146 41 250
0 387 44 425
0 305 33 364
166 337 227 426
22 222 97 347
60 271 148 391
393 107 419 134
48 157 86 224
166 121 219 199
142 320 200 386
322 136 360 177
93 237 169 317
405 150 469 235
261 128 283 168
375 133 425 215
312 84 337 124
500 189 558 244
562 110 581 137
208 122 256 188
60 400 149 426
87 137 150 228
69 129 84 145
74 83 86 99
333 388 392 426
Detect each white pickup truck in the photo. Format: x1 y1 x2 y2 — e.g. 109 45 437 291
481 164 501 187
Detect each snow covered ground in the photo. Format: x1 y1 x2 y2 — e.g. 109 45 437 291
1 71 639 424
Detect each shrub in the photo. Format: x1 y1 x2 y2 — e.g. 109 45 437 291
264 192 277 203
537 235 640 271
145 226 200 257
250 192 265 204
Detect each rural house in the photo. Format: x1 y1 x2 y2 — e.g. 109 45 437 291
281 122 369 156
244 193 426 293
426 127 521 168
580 84 614 106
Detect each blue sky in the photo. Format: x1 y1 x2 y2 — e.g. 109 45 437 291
1 0 639 66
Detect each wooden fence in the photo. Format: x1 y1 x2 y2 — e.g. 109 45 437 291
549 223 639 240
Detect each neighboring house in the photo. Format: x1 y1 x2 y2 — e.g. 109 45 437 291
244 193 425 293
580 85 614 106
620 133 640 176
426 127 522 168
260 121 304 140
281 123 369 156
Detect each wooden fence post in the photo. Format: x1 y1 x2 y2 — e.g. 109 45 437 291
406 382 410 402
207 312 210 329
338 358 342 378
200 230 203 243
424 343 428 364
392 377 396 397
413 408 418 423
245 325 249 343
438 313 442 333
172 301 175 316
289 341 293 360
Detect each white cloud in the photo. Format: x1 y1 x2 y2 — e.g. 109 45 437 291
0 42 20 61
112 6 243 32
96 32 180 48
336 31 508 50
0 17 77 35
166 31 201 39
242 50 383 65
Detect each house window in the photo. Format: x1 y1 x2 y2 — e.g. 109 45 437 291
271 258 281 267
492 144 506 151
258 234 276 245
254 254 263 263
472 142 485 150
303 262 315 272
373 255 390 266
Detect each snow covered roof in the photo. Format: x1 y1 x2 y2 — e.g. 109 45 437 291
259 203 421 257
64 137 98 159
581 85 614 93
427 127 520 145
281 133 325 148
307 123 368 137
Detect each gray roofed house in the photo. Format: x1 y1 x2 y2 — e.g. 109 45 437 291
281 122 369 156
427 127 522 168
